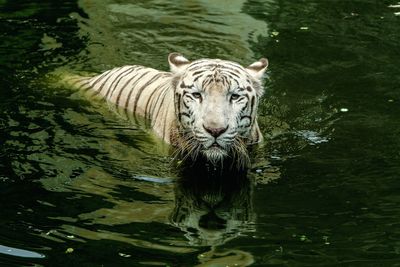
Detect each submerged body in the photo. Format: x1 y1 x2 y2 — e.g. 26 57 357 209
72 65 176 142
67 53 268 167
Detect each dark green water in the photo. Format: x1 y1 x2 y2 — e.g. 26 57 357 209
1 0 400 266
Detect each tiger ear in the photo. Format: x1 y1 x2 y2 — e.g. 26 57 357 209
168 52 190 74
246 58 269 80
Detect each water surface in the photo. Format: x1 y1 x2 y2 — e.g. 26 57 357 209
1 0 400 266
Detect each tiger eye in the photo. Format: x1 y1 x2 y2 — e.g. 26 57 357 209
230 94 240 101
192 92 202 99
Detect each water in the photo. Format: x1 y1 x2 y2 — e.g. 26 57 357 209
1 0 400 266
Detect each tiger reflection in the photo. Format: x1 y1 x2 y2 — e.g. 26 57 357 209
170 163 254 247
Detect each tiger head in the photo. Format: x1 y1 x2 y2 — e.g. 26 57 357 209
169 53 268 167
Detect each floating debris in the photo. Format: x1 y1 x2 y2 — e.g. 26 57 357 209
299 235 311 242
344 12 359 19
65 248 74 254
132 175 173 184
45 230 56 236
270 31 279 37
340 108 349 112
323 236 331 245
0 245 45 258
118 252 132 258
300 26 309 30
296 130 329 145
293 234 311 242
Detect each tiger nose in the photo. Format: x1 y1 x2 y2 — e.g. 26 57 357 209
203 125 228 137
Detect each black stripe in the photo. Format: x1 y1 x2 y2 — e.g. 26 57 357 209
225 71 241 80
180 81 193 89
221 75 228 86
192 70 206 76
187 65 209 72
193 74 204 83
223 62 246 71
144 82 167 121
143 74 170 124
153 87 169 124
132 72 164 113
202 76 215 88
105 67 136 99
240 115 252 121
249 96 255 123
240 116 252 128
116 70 150 107
162 105 168 140
69 77 86 87
240 99 249 112
78 80 92 91
187 60 210 70
182 90 195 101
80 83 92 91
184 94 195 101
254 127 259 142
115 74 137 107
182 90 196 102
93 68 126 97
176 93 182 122
90 69 112 88
150 84 168 121
179 112 191 118
182 100 190 109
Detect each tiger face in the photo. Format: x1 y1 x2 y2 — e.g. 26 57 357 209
169 53 268 167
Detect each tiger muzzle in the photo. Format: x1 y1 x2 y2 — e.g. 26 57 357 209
202 125 228 138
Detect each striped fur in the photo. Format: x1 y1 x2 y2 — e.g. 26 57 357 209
66 53 268 168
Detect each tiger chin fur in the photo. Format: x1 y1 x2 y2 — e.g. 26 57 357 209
64 53 268 168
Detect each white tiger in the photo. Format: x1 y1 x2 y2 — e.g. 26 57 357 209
66 53 268 167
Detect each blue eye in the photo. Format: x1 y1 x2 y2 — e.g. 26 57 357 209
192 92 202 99
230 94 240 101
